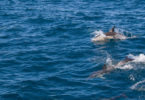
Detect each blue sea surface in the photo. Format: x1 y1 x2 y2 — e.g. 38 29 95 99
0 0 145 100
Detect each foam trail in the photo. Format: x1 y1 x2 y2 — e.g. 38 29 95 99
131 79 145 91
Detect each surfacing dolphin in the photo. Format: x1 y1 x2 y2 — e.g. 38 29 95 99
88 56 134 79
91 26 127 42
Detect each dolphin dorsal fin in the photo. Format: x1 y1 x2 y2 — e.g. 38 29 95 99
109 26 115 32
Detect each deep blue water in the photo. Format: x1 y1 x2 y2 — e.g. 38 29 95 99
0 0 145 100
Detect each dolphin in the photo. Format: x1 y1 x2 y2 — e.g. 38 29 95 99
91 26 127 42
88 56 134 79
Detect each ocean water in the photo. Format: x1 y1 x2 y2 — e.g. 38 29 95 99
0 0 145 100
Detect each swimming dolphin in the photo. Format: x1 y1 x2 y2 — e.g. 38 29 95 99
91 26 127 42
88 57 134 79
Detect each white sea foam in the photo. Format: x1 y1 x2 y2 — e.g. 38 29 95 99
131 79 145 91
127 54 145 63
91 30 107 42
118 64 133 70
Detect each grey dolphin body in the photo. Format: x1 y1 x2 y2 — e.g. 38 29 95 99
88 57 134 79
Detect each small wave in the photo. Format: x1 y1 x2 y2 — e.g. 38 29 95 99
131 79 145 91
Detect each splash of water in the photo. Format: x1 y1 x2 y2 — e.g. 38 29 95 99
115 28 133 37
127 54 145 63
129 74 135 81
118 54 145 70
106 52 113 66
114 28 137 39
118 64 133 70
114 33 127 40
91 30 107 41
